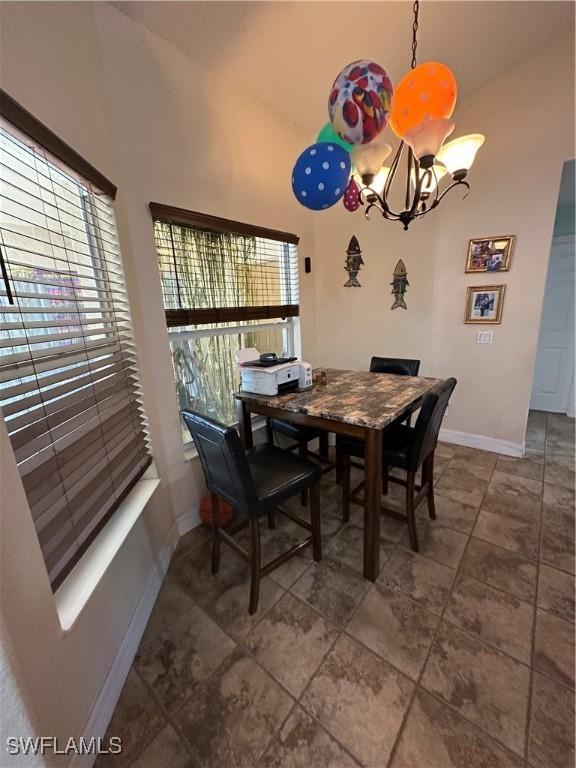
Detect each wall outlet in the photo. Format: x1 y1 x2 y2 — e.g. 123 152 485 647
477 331 493 344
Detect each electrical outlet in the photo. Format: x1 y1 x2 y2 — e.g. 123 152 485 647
477 331 493 344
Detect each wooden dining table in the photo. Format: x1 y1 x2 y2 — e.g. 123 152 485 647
236 368 442 581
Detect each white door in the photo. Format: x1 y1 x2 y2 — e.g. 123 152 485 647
531 234 575 413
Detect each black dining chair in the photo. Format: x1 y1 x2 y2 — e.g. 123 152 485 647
369 356 421 377
340 378 457 551
182 409 322 614
369 356 421 427
266 418 332 505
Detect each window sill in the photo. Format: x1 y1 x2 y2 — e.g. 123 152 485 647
55 472 161 631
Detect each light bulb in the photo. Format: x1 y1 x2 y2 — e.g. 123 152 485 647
372 166 391 195
403 118 455 166
437 134 485 180
410 164 448 196
350 137 392 180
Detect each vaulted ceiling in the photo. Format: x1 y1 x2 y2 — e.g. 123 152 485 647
112 1 574 133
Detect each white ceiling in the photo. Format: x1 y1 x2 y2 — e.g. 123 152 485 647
112 1 574 134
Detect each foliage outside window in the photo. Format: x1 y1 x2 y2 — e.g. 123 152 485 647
151 209 299 439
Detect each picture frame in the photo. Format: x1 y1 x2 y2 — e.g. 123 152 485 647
465 285 506 324
465 235 515 273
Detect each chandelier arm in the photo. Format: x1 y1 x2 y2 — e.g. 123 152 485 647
405 148 413 210
383 140 404 201
431 179 471 208
407 163 426 219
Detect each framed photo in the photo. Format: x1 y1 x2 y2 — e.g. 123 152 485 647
466 235 515 273
465 285 506 324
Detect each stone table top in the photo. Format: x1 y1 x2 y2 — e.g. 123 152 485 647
236 368 443 430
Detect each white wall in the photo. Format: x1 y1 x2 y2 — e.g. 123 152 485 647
309 33 575 450
0 1 313 759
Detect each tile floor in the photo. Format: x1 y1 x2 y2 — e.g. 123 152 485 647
98 411 575 768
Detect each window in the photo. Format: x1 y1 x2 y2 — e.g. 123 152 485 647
150 204 299 439
0 94 150 590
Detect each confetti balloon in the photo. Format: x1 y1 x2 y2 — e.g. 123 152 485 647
291 142 351 211
316 123 353 152
342 176 360 212
328 60 393 146
389 61 457 139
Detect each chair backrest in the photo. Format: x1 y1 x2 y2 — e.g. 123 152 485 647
370 356 421 376
182 409 256 516
409 378 457 470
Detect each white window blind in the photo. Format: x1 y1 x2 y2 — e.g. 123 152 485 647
0 117 151 589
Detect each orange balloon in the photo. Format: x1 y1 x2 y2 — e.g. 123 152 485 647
390 62 457 138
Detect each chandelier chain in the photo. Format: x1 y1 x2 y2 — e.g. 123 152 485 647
411 0 419 69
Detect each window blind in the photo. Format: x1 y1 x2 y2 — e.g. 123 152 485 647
0 115 151 589
149 203 299 327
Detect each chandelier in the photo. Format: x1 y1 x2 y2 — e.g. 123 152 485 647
291 1 485 230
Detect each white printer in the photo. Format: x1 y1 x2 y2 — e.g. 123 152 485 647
237 348 312 396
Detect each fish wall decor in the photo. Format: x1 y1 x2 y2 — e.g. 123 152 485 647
391 259 409 309
344 235 364 287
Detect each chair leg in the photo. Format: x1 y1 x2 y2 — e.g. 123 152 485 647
382 465 389 495
210 492 221 575
319 432 329 458
342 452 351 523
309 482 322 562
267 510 276 529
424 453 436 520
249 518 262 615
406 471 419 552
299 442 308 506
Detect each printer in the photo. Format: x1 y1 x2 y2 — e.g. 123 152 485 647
237 348 312 396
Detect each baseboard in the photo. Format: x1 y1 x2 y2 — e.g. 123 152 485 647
439 428 524 458
175 504 201 536
69 521 180 768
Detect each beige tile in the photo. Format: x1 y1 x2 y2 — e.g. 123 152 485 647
290 557 369 628
421 623 530 756
260 707 359 768
135 603 236 714
495 454 544 481
528 672 575 768
545 454 576 490
400 522 468 569
141 577 195 644
436 442 457 460
534 609 575 689
461 538 537 602
445 575 534 663
347 583 439 680
474 508 539 559
96 671 166 768
436 460 490 508
176 649 294 768
246 593 339 697
543 482 575 513
454 446 499 471
301 634 413 767
391 688 524 768
538 564 575 621
425 493 479 534
540 506 575 574
328 521 394 575
129 726 193 768
482 470 542 522
379 547 456 615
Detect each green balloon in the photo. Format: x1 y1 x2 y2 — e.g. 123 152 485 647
316 123 353 152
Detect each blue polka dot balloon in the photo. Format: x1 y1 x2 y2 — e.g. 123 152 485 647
292 142 351 210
